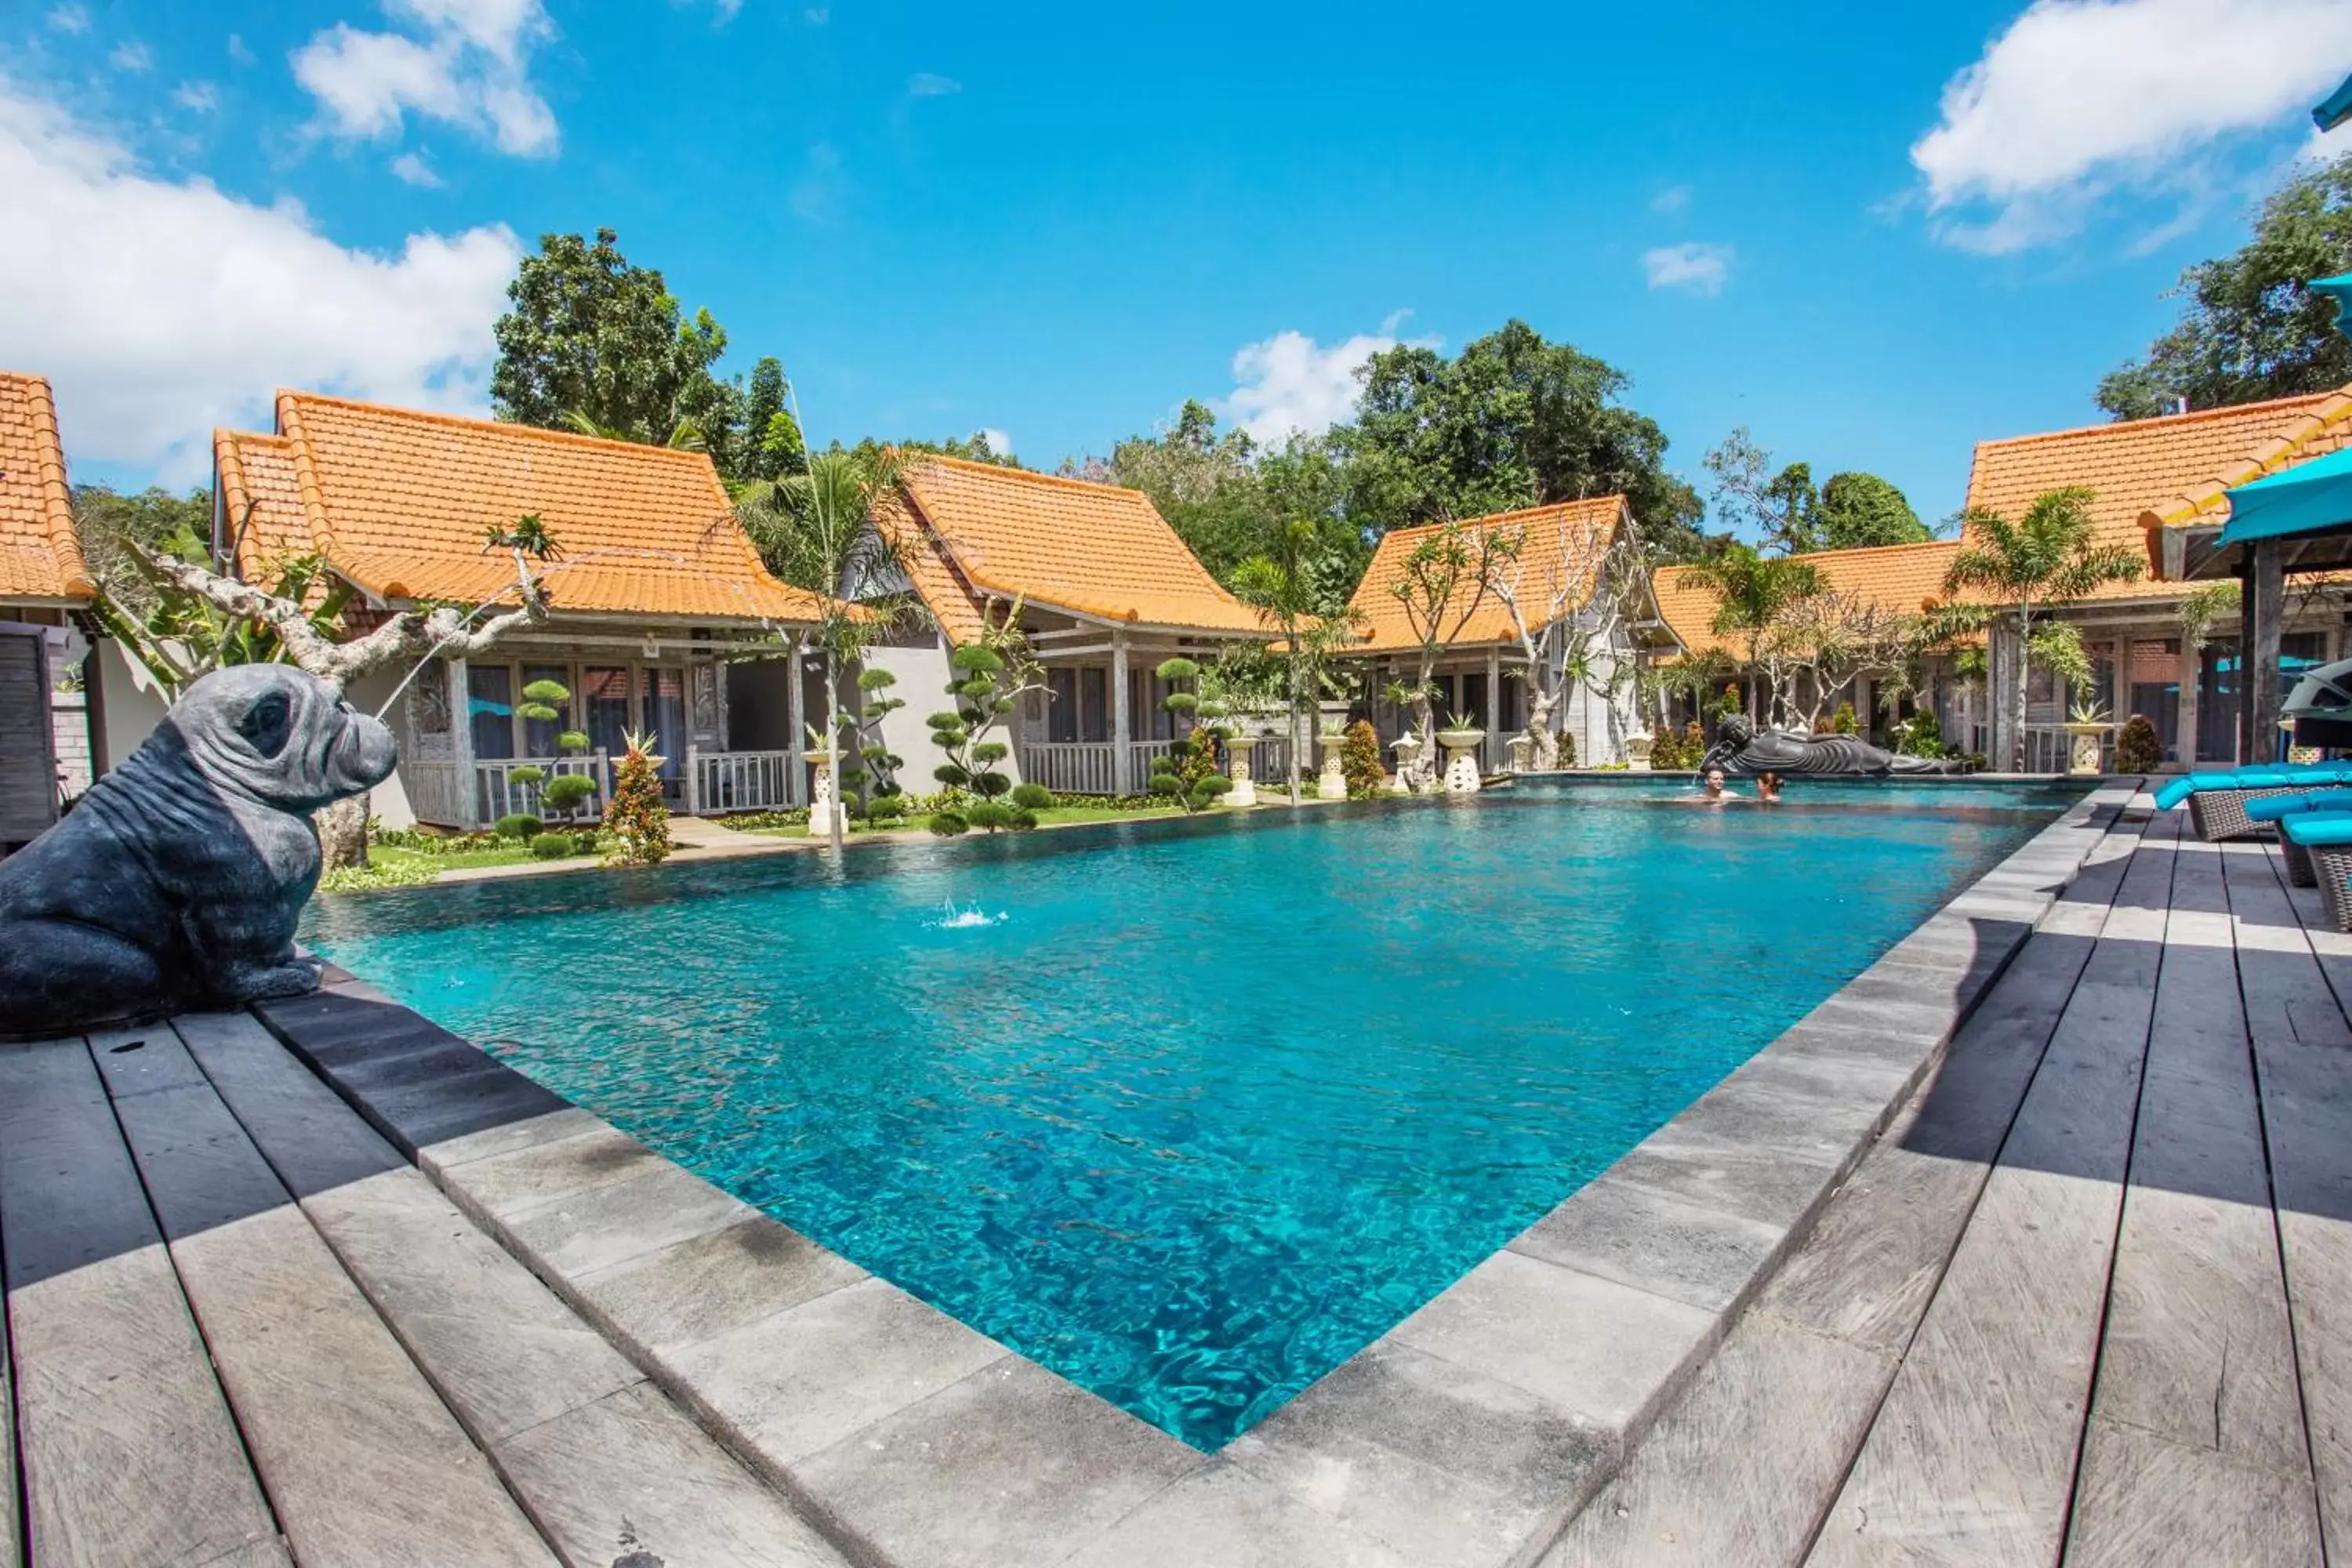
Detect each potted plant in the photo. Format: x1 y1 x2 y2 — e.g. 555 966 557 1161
1433 710 1486 794
2063 696 2114 778
1316 725 1350 797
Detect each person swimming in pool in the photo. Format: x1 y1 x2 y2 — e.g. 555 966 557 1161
1756 771 1784 803
1697 765 1742 802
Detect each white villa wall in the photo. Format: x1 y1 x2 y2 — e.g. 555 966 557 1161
94 637 169 775
346 665 418 829
867 637 1019 791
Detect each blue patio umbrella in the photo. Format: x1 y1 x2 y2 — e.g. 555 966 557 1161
2318 71 2352 133
2222 445 2352 547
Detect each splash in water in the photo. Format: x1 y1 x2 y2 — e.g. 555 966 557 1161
927 900 1008 930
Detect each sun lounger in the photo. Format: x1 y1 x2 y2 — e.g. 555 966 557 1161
2283 812 2352 929
2154 764 2352 840
2247 789 2352 885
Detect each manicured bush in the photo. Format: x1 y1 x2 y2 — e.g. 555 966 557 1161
603 731 672 866
2116 713 2162 773
1339 719 1385 798
1147 659 1233 812
1830 702 1860 735
1891 708 1944 758
542 773 597 818
529 832 576 859
1010 782 1054 811
927 808 969 836
1553 728 1576 768
864 791 908 822
494 811 543 840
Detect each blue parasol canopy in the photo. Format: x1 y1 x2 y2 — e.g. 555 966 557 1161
2319 71 2352 133
2222 445 2352 546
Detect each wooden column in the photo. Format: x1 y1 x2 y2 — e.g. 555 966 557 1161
448 656 475 826
2249 542 2285 767
1112 629 1132 796
2114 632 2134 721
786 633 808 808
1484 644 1502 769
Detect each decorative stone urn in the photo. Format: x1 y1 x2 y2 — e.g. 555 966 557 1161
1436 728 1486 794
1318 731 1348 797
1505 733 1535 774
1222 737 1258 808
1387 733 1423 794
2062 722 2112 779
1624 734 1653 773
807 750 850 836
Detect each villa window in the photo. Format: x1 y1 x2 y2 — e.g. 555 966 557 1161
1047 669 1079 742
1079 668 1109 742
467 666 514 760
583 666 633 761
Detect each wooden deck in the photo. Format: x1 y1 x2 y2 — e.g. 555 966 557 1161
0 1012 846 1568
1550 797 2352 1567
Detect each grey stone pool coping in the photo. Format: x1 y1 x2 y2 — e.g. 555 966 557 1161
255 779 2132 1568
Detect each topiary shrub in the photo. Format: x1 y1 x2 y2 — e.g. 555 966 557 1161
494 811 543 840
529 832 575 859
1554 728 1576 768
864 791 907 822
1010 782 1054 813
542 771 597 822
603 730 672 866
1149 659 1236 812
927 808 969 836
1339 719 1385 799
2115 713 2161 773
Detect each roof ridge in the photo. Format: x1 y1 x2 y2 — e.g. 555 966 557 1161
2136 389 2352 532
13 373 89 597
277 388 720 463
1791 538 1960 564
1377 495 1629 545
913 454 1149 499
273 393 339 558
1972 384 2352 455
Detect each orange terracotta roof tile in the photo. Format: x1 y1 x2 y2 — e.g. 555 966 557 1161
1653 539 1963 659
893 458 1264 637
1343 499 1631 654
0 372 92 603
216 430 313 580
214 392 826 626
1963 388 2352 601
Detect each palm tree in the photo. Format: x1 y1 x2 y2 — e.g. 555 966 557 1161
1231 520 1363 805
1943 486 2140 771
1682 543 1822 728
735 448 906 853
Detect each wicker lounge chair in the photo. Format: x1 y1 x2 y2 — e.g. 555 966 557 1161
2154 764 2352 842
2246 788 2352 886
2283 813 2352 930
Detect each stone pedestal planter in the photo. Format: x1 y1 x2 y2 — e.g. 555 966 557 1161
2063 722 2111 778
1624 734 1653 773
1387 734 1423 795
1437 729 1486 794
1317 732 1348 797
807 751 849 836
1222 739 1258 808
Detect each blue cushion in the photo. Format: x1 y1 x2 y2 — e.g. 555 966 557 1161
2249 788 2352 822
2283 813 2352 848
2156 765 2352 810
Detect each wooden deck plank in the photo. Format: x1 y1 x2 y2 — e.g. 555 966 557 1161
0 1036 284 1568
2060 840 2319 1563
1804 815 2172 1568
97 1029 561 1568
2234 841 2352 1565
1550 815 2144 1568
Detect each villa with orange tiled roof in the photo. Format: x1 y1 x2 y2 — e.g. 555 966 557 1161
870 458 1275 794
205 391 831 829
1335 498 1663 770
0 372 96 844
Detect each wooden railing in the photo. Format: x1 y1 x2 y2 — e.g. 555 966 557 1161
688 748 800 814
401 759 468 828
474 754 610 827
1020 738 1298 793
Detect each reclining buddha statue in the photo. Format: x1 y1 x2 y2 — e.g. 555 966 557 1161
1697 714 1959 778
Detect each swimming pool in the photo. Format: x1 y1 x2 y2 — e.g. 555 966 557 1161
303 781 2083 1448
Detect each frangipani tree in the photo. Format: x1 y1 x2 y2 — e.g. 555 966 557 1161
1479 503 1645 768
1385 517 1510 789
1231 519 1366 804
1681 543 1822 728
1942 487 2140 771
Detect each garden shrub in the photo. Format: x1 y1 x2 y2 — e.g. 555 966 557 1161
2116 713 2161 773
1010 782 1055 812
1891 709 1944 758
1553 728 1576 768
927 643 1033 834
542 773 598 820
529 832 575 860
494 812 543 840
1147 659 1233 812
927 808 969 836
603 731 673 866
1339 719 1385 799
318 858 439 894
1649 724 1702 771
1831 702 1860 735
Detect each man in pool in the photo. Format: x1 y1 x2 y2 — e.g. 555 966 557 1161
1697 766 1742 803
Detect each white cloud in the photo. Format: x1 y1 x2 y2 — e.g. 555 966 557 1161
0 78 519 480
45 5 89 34
975 427 1010 454
108 40 152 73
713 0 743 20
907 72 960 97
1222 326 1421 446
1912 0 2352 252
1642 241 1733 295
172 81 220 114
292 0 558 158
1650 184 1690 215
388 148 441 186
227 33 255 64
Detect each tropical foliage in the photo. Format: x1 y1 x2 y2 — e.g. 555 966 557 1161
602 730 673 866
1338 719 1386 799
1147 657 1236 813
1704 429 1931 554
926 616 1047 834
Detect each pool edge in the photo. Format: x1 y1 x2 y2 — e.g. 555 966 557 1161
252 778 2132 1568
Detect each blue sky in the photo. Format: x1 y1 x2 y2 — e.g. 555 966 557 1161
6 0 2351 529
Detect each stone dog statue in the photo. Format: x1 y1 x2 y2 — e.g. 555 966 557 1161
1699 713 1958 778
0 664 397 1038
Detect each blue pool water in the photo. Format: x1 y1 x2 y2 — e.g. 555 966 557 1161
303 781 2081 1448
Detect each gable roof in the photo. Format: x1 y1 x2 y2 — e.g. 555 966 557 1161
1652 538 1963 659
212 391 824 624
1963 388 2352 601
1343 498 1631 654
0 372 91 604
881 458 1264 639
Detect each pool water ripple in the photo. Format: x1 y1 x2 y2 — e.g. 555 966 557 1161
304 784 2078 1447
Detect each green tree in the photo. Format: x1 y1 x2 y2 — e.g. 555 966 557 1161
1230 520 1367 804
1942 488 2142 771
492 227 731 450
2098 151 2352 420
735 448 908 853
925 615 1049 834
1704 429 1927 554
1381 517 1511 788
1816 471 1929 550
742 358 808 481
1682 543 1824 725
1340 320 1706 559
1146 658 1235 812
